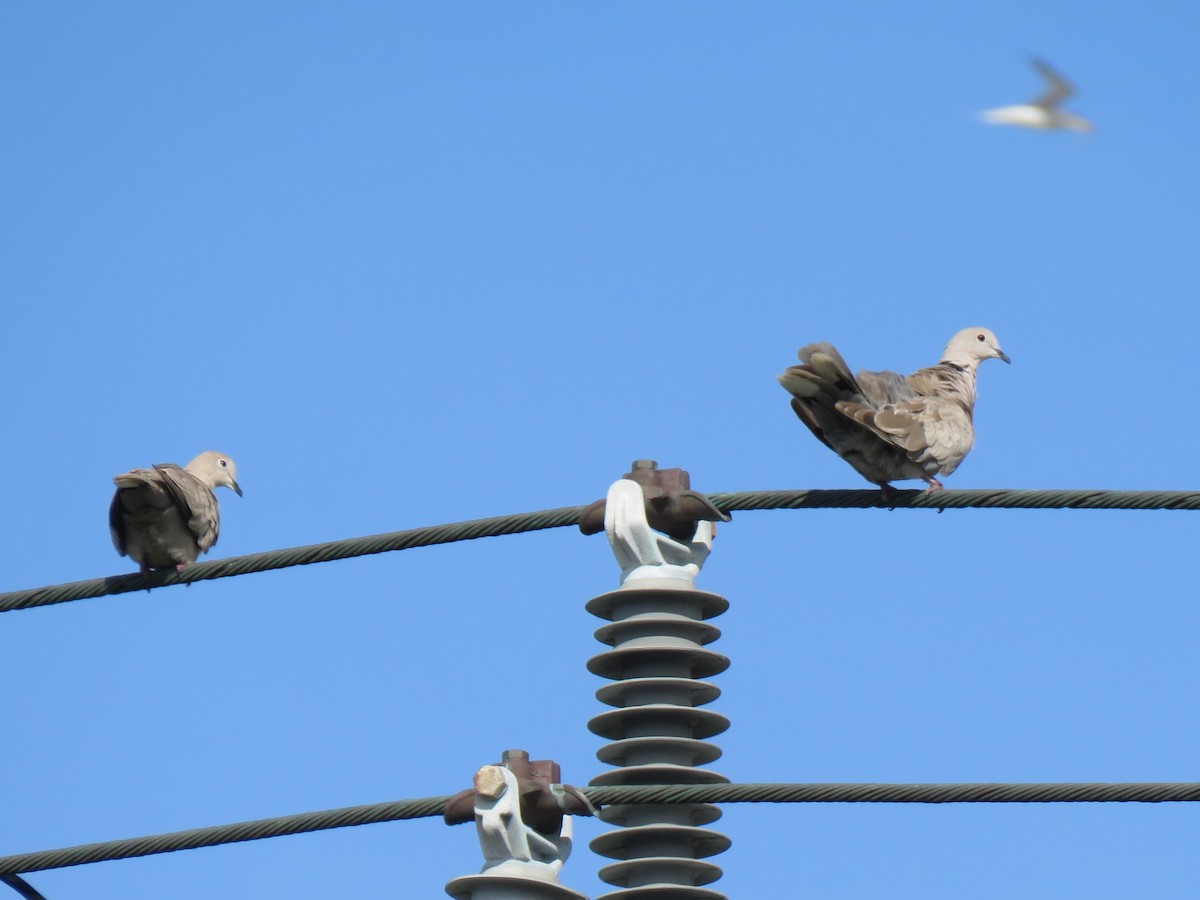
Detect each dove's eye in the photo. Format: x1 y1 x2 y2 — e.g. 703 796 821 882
219 459 228 468
976 333 986 341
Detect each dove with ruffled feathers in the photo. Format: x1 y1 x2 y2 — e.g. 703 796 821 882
778 329 1010 498
110 451 242 575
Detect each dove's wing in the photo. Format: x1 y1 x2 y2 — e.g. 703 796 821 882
856 368 917 406
865 400 972 477
848 364 976 477
153 464 221 552
108 490 129 555
1030 57 1074 109
110 468 176 556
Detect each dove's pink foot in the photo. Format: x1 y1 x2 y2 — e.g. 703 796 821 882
923 478 945 494
175 563 189 573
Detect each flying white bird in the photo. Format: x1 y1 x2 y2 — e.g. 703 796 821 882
981 58 1093 133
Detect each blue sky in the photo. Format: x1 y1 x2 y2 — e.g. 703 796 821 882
4 2 1200 897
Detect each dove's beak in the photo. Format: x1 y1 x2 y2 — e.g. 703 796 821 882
232 481 244 497
997 350 1011 364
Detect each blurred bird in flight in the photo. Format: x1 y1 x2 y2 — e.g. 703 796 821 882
981 58 1093 133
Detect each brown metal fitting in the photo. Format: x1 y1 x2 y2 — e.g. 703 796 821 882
578 460 730 542
443 749 595 831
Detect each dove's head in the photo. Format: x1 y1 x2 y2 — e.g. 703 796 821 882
942 328 1010 369
185 451 243 497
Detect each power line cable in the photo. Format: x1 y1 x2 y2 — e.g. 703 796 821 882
0 875 48 900
587 781 1200 804
3 488 1198 614
0 505 582 612
0 794 448 876
4 781 1200 876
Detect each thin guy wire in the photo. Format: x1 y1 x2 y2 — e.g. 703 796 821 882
4 782 1200 875
5 488 1200 613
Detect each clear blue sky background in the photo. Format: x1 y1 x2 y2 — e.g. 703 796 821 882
4 3 1200 898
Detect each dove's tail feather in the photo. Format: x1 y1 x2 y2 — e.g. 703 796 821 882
779 341 924 487
787 396 836 452
795 344 869 398
777 369 822 398
779 344 867 407
778 350 865 454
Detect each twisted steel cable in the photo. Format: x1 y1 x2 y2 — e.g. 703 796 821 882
3 782 1200 875
4 489 1198 613
0 505 584 612
0 794 451 876
707 488 1200 513
0 875 48 900
584 781 1200 805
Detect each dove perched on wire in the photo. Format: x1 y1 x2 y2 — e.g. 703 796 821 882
777 328 1010 497
110 451 243 574
980 57 1093 133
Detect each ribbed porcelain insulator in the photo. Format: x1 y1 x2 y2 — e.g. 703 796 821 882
586 584 730 900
